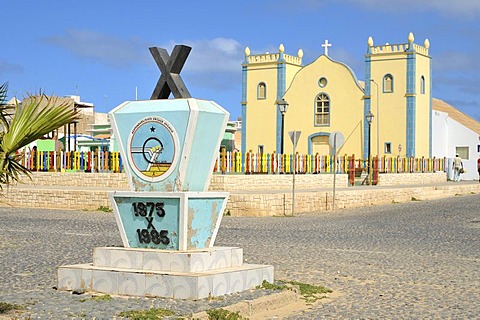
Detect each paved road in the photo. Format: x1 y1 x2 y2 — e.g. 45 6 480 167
220 195 480 319
0 194 479 318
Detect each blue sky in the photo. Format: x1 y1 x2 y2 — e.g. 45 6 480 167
1 0 479 121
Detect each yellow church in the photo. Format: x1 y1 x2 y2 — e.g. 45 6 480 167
241 32 432 159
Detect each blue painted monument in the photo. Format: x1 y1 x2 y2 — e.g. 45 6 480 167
109 98 230 250
58 45 273 299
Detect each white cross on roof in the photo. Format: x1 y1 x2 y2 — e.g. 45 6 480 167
322 39 332 56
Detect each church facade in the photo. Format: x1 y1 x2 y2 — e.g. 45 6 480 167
241 33 432 159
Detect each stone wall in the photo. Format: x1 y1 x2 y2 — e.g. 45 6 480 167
2 186 112 211
214 172 448 190
21 171 445 190
377 172 446 186
2 171 473 217
22 172 129 189
209 173 348 191
226 183 480 216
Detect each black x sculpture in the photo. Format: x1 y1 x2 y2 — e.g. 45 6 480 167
149 45 192 99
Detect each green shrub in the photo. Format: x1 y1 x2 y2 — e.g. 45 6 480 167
0 302 24 314
118 308 175 319
206 308 248 320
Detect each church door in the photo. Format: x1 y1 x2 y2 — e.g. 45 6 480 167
311 135 331 155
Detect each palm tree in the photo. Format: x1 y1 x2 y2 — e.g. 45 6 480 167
0 82 79 187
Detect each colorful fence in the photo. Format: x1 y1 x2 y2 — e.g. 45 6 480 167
215 152 348 174
19 150 446 176
21 150 123 173
215 151 447 175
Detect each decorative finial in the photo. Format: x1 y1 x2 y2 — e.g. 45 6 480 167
245 47 250 56
298 49 304 58
424 39 430 49
279 44 285 53
408 32 414 43
367 36 374 47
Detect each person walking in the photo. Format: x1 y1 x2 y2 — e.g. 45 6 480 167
477 157 480 183
453 153 463 182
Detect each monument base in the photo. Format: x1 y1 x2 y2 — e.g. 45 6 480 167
58 246 274 299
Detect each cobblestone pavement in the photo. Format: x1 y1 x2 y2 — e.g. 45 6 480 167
0 194 479 319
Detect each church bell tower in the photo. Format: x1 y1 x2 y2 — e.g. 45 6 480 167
364 32 432 158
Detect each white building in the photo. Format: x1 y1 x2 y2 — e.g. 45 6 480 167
432 98 480 181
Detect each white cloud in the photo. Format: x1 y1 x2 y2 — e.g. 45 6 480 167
344 0 480 18
285 0 480 19
151 37 244 91
0 61 23 75
45 32 246 91
44 30 148 68
182 37 243 73
329 47 363 77
418 0 480 17
46 32 244 75
434 52 477 72
153 37 243 73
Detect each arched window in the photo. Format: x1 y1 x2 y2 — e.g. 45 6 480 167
383 74 393 93
315 93 330 126
257 82 266 100
420 76 425 94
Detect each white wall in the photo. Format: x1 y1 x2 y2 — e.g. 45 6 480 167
432 110 449 157
432 110 480 181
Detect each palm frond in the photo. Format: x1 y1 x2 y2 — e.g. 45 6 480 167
0 93 79 185
0 152 30 187
2 94 79 154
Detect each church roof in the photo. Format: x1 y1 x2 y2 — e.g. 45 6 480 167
354 82 479 133
432 98 480 134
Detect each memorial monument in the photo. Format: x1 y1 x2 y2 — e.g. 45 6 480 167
57 45 273 299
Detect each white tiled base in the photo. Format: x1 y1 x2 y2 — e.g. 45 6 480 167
58 247 273 299
92 246 243 273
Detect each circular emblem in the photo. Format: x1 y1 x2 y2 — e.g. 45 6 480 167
127 116 179 182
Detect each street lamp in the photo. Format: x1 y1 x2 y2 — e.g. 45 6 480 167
366 111 374 184
277 99 289 154
370 79 379 156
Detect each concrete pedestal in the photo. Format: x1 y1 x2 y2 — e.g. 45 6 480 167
58 247 273 299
